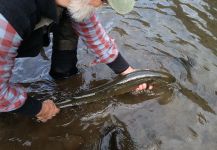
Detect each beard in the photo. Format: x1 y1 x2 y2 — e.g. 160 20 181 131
67 0 99 22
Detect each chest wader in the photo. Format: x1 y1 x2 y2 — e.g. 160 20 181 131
17 9 79 80
49 9 79 79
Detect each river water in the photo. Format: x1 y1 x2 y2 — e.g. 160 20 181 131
0 0 217 149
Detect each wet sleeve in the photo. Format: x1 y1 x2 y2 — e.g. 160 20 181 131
0 13 42 116
72 13 129 74
11 96 42 116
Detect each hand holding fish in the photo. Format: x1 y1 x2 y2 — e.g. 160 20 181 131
121 66 153 91
36 100 60 122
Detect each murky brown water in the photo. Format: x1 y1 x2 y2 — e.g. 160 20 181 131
1 0 217 149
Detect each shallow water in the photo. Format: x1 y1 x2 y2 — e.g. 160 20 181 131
1 0 217 149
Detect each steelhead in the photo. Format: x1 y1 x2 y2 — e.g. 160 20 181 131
57 70 176 108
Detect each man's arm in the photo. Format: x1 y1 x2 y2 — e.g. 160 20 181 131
0 13 59 120
0 13 30 112
72 13 130 74
72 13 152 91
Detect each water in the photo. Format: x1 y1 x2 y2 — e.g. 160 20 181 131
1 0 217 149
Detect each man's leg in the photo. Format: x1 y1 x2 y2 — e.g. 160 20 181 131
50 9 79 79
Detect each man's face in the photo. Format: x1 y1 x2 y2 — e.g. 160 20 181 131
55 0 70 7
56 0 103 7
89 0 103 7
66 0 103 22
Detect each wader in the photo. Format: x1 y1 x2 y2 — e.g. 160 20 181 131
17 9 79 79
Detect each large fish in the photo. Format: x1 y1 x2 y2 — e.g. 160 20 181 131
57 70 176 108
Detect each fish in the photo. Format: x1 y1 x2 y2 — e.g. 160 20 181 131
57 70 176 108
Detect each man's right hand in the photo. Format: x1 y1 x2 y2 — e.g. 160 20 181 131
36 100 60 122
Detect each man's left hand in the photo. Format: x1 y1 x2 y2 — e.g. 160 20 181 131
120 66 153 92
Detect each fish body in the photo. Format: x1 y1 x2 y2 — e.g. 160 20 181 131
57 70 176 108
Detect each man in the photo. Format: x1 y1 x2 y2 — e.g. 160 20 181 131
0 0 151 122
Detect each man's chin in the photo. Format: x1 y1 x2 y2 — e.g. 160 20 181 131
67 0 99 22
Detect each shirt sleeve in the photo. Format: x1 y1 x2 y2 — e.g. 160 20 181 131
72 13 119 64
0 13 27 112
72 13 130 73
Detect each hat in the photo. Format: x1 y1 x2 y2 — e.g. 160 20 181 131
107 0 135 14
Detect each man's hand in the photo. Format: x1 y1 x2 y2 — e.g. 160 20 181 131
36 100 60 122
121 66 153 91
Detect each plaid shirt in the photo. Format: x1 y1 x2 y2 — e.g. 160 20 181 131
73 14 118 65
0 13 118 112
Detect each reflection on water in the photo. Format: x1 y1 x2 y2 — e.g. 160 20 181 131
1 0 217 149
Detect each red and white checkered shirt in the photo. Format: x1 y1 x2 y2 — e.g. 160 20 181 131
0 13 118 112
73 14 118 65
